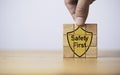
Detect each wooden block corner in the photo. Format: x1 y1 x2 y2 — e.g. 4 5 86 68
63 24 74 34
63 46 74 58
86 47 97 58
86 24 97 35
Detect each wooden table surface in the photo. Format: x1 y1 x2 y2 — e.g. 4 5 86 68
0 50 120 75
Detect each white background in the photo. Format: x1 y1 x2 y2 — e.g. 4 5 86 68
0 0 120 50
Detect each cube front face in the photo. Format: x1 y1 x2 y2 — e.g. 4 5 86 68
63 24 97 58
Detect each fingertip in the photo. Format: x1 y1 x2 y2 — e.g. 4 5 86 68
75 17 85 26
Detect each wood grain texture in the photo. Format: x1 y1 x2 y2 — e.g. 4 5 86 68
63 24 73 34
86 47 97 57
74 24 86 30
63 46 74 57
91 35 97 47
0 50 120 75
63 35 69 46
86 24 97 35
74 53 86 57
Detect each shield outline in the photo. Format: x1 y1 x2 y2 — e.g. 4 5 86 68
67 27 93 57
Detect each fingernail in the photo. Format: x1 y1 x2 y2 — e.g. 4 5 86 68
75 17 84 26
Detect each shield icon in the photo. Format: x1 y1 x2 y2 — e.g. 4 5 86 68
67 27 93 57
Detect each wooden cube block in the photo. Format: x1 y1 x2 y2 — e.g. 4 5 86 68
63 24 74 34
63 23 97 58
63 46 74 57
86 47 97 58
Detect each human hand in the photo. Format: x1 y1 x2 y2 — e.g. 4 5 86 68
64 0 95 26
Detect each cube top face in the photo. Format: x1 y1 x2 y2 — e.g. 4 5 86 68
63 24 97 58
63 24 97 35
63 24 74 35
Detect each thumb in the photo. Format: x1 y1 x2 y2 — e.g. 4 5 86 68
75 0 90 26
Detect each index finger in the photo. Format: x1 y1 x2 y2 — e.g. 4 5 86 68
64 0 77 19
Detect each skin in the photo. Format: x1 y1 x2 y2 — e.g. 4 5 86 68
64 0 95 26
